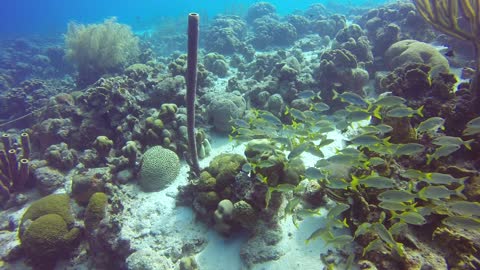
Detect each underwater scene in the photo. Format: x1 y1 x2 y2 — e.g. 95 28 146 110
1 0 480 269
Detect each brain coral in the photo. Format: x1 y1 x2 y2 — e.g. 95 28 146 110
385 39 449 76
139 146 180 192
19 194 79 268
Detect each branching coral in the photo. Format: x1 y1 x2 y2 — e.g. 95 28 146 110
65 17 139 86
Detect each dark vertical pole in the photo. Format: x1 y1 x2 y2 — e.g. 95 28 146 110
186 13 200 177
472 42 480 99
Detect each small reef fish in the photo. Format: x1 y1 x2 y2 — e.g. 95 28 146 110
389 222 408 236
246 142 276 153
230 127 265 141
333 109 349 118
326 177 350 190
297 90 317 99
432 136 474 150
367 143 396 156
463 126 480 136
391 211 426 225
423 173 467 185
335 119 350 131
348 104 382 118
307 146 324 158
318 138 334 148
346 109 372 122
416 117 445 134
258 111 282 126
256 158 278 169
378 190 417 202
316 120 334 128
400 169 425 180
348 134 389 146
379 201 416 212
365 157 385 167
327 203 350 219
315 159 329 167
466 116 480 127
285 107 307 121
361 124 393 135
241 162 253 173
374 96 406 107
376 124 394 134
296 208 322 218
231 118 250 128
362 124 393 135
354 222 372 239
447 201 480 217
417 185 465 201
317 126 335 133
462 116 480 136
311 102 330 112
325 234 353 248
363 239 383 256
332 90 369 107
306 228 331 244
283 197 301 220
442 216 480 230
270 183 297 193
303 111 317 121
426 144 461 164
361 126 381 135
386 105 424 118
288 142 311 159
373 223 397 247
325 153 365 167
272 136 292 149
351 174 396 190
304 167 324 179
394 143 425 157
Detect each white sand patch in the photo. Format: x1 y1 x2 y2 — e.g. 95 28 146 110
196 230 247 270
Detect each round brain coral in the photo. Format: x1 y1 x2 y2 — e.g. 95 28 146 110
21 213 80 268
139 146 180 192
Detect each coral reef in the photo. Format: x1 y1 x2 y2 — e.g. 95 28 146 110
246 2 277 24
206 92 246 133
205 15 248 55
314 48 369 98
4 1 480 269
250 16 298 49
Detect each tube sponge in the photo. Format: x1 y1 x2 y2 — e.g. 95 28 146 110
139 146 180 192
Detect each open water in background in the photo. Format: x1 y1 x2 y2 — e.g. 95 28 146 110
0 0 392 38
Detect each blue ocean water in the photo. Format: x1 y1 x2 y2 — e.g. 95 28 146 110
0 0 391 37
